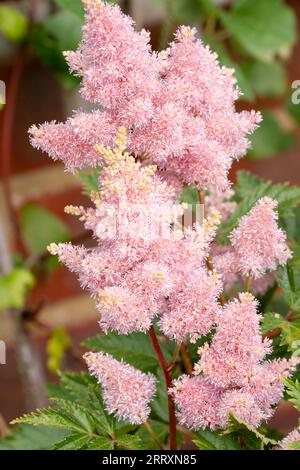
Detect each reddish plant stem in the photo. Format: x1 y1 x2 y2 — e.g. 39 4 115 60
149 326 177 450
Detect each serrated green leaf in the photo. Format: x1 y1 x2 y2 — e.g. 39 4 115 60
282 378 300 412
12 408 86 433
220 0 296 62
86 436 114 450
77 169 102 196
52 432 90 450
83 332 168 372
224 414 278 449
115 434 142 450
20 203 71 254
193 428 241 450
0 5 28 42
0 268 35 310
0 425 68 450
50 398 96 433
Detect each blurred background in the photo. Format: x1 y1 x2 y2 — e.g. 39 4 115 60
0 0 300 436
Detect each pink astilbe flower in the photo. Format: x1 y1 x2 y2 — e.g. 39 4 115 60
196 293 270 389
29 111 117 172
279 428 300 450
29 1 260 190
48 129 221 337
65 0 160 112
171 375 221 430
217 390 264 428
85 351 156 424
230 197 292 279
248 359 300 415
159 270 222 342
97 285 158 334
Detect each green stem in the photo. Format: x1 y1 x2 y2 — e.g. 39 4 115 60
144 420 164 450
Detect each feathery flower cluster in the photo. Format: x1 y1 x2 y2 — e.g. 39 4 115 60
84 351 156 424
29 0 260 190
230 197 292 279
172 293 298 430
33 0 298 441
49 129 221 339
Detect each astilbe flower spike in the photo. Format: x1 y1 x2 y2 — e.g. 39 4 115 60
84 351 156 424
48 128 221 339
230 197 292 279
29 0 261 191
172 293 299 430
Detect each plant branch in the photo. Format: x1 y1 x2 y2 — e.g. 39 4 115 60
144 420 164 450
149 326 177 450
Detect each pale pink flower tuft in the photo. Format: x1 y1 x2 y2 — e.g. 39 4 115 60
171 375 221 430
84 351 156 424
196 293 270 388
159 270 222 342
230 197 292 278
97 285 158 334
217 390 264 428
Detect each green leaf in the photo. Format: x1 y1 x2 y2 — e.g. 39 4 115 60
52 433 90 450
115 434 142 450
20 203 71 255
282 377 300 412
50 398 97 433
193 429 241 450
77 169 102 196
86 436 114 450
151 368 169 423
220 0 296 62
47 327 70 373
43 11 83 52
278 262 300 312
288 440 300 450
0 425 68 450
218 171 300 242
31 24 79 89
0 268 35 310
240 60 287 98
261 312 300 348
56 372 115 435
54 0 85 19
83 332 168 372
0 6 28 42
248 111 294 160
224 414 278 450
12 408 88 433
